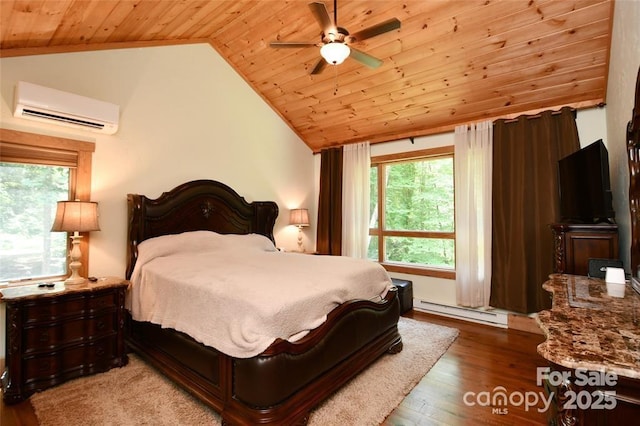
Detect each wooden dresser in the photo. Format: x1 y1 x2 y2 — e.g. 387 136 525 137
551 223 619 275
1 277 129 403
537 274 640 425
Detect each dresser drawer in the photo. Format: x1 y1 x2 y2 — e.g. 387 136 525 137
23 336 118 385
23 311 117 353
23 291 117 323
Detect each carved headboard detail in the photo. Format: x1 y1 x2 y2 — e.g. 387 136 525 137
628 67 640 274
126 180 279 279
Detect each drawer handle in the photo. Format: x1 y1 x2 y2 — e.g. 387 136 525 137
97 321 106 330
96 347 105 356
39 361 50 372
39 332 49 343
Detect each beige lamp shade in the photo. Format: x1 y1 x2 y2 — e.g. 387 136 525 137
289 208 310 227
51 200 100 232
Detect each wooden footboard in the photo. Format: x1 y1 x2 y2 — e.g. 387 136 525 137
126 287 401 425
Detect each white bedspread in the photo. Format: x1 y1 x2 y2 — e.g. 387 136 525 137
128 231 392 358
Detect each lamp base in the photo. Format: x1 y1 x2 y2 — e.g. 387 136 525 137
297 227 305 253
64 276 85 286
65 233 85 286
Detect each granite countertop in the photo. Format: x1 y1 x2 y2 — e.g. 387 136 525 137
536 273 640 379
0 276 129 302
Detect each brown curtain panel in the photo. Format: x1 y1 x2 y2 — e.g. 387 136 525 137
317 147 343 255
490 107 580 313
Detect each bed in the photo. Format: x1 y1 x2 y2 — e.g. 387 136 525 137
124 179 402 425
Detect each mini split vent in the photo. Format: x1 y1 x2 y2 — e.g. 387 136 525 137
13 81 120 134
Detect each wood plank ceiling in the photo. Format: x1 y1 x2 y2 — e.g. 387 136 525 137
0 0 614 152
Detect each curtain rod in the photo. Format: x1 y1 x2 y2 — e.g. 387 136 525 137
315 103 604 151
498 106 583 124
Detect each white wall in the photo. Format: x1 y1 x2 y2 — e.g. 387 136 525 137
576 107 608 148
0 44 317 276
606 0 640 273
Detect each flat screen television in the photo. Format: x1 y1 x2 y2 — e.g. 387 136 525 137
558 139 615 223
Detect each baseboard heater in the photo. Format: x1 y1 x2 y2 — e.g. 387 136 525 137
414 299 508 328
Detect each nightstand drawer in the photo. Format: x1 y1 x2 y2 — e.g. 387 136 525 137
23 311 117 353
23 336 118 385
23 291 117 324
87 291 118 311
23 297 85 323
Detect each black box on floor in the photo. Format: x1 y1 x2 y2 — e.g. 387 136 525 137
391 278 413 314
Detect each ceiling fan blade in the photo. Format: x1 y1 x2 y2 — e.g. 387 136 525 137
349 47 383 69
310 58 327 75
270 41 318 48
349 18 401 42
309 1 335 35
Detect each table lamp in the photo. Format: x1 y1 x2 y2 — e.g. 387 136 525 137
51 200 100 285
289 208 310 252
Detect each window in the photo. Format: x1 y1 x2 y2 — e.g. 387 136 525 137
0 129 94 284
369 147 455 278
0 164 70 281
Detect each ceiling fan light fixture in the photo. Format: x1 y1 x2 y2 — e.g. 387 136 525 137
320 41 350 65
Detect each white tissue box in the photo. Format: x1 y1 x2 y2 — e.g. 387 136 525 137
605 267 626 284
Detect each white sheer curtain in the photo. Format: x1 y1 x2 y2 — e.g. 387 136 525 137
342 142 370 258
454 121 493 307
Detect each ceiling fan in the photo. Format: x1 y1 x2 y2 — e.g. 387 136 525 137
269 1 401 75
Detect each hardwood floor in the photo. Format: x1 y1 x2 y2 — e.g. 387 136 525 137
384 311 547 425
1 310 547 426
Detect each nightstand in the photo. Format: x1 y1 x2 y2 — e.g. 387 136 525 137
0 277 129 404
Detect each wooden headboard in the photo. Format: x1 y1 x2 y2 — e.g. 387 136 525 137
126 180 279 279
629 67 640 274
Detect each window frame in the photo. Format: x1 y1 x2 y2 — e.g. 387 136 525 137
0 129 95 284
370 146 456 279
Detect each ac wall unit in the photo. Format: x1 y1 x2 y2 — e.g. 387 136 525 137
13 81 119 134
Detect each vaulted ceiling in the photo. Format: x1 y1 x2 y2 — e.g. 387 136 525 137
0 0 614 152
